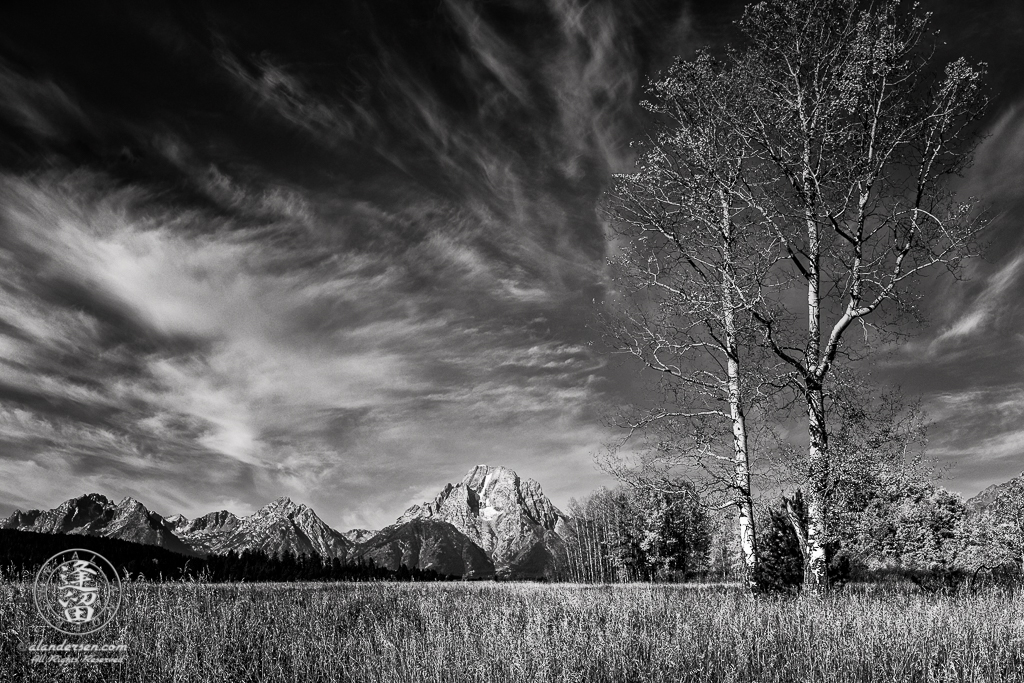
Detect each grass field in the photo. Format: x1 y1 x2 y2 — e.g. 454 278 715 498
1 581 1023 682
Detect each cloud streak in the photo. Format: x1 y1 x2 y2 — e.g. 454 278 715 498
929 250 1024 347
0 159 618 526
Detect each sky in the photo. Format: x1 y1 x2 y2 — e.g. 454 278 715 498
0 0 1021 531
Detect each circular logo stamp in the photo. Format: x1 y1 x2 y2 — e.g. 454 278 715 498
33 549 122 635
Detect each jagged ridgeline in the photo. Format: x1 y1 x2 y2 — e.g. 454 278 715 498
0 465 573 581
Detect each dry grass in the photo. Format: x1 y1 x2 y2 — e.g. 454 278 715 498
1 580 1023 682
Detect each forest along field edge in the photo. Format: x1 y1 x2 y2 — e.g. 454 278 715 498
4 464 1023 591
2 581 1024 683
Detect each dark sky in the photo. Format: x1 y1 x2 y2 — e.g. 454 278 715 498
0 0 1021 530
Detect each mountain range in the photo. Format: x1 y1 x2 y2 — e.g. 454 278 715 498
0 464 570 579
966 472 1024 511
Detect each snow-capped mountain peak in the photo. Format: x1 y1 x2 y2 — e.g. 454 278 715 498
398 464 569 577
164 513 187 529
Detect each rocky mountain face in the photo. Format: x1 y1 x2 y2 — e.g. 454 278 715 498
0 493 196 556
206 498 352 560
2 495 353 560
342 528 378 544
397 465 570 578
2 509 43 529
354 519 494 578
165 510 240 553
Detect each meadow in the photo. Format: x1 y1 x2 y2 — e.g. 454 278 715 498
1 580 1022 683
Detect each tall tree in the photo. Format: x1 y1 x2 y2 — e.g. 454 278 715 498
602 51 787 587
607 0 987 591
987 478 1024 574
793 377 938 575
727 0 987 589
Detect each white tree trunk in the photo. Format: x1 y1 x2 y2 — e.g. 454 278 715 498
802 162 830 590
721 190 759 588
729 351 758 586
805 384 830 590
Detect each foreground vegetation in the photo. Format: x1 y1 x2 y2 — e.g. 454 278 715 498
2 581 1022 682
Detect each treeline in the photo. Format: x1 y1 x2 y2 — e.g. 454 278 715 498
558 470 1024 589
560 485 714 583
755 475 1024 592
0 529 454 582
201 550 452 582
0 528 196 580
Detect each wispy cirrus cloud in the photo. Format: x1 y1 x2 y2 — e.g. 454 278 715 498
924 386 1024 491
215 48 362 146
0 59 93 143
0 162 617 526
966 102 1024 203
928 249 1024 348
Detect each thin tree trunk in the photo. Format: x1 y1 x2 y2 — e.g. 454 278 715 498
727 328 758 586
805 383 830 590
584 519 594 582
576 526 584 582
571 523 582 582
802 146 830 590
720 189 759 589
785 493 809 574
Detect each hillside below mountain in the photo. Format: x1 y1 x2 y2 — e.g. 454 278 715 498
354 518 495 578
0 528 457 583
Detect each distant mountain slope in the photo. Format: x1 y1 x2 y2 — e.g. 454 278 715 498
204 498 353 560
0 495 352 560
397 465 570 578
0 465 570 576
0 493 197 556
342 528 378 544
354 518 494 578
968 472 1024 511
166 510 240 553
